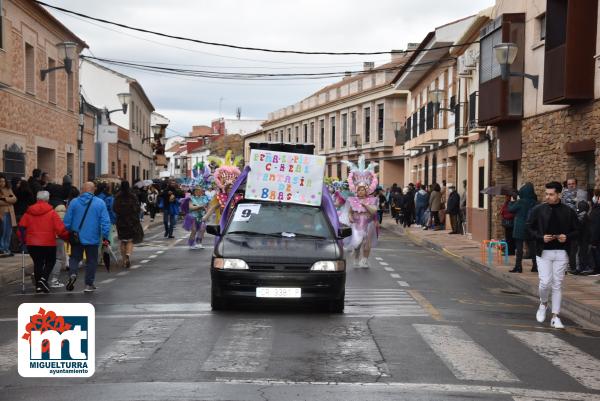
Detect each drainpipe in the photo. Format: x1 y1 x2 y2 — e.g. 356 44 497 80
487 130 494 240
78 91 84 189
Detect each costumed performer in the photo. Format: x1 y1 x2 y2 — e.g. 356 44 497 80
204 150 243 224
182 162 213 249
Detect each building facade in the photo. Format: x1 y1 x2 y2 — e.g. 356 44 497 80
0 0 88 183
261 54 411 187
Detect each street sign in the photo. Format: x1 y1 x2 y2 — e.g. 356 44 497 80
97 124 118 143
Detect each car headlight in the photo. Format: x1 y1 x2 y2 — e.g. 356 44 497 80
213 258 249 270
310 260 345 271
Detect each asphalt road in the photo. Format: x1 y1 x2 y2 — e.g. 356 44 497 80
0 220 599 401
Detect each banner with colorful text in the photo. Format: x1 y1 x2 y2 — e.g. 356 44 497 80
246 149 326 206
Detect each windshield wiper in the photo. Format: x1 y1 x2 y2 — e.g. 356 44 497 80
266 232 327 240
227 230 282 238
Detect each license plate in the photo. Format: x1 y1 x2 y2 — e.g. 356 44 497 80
256 287 301 298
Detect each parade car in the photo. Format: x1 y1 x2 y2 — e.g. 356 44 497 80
206 143 351 312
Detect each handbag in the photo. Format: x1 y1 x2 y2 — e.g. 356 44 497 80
69 197 93 246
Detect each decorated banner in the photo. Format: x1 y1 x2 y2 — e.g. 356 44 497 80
246 149 326 206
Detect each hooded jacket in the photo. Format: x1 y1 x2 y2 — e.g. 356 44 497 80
18 201 69 246
63 192 111 246
508 183 538 240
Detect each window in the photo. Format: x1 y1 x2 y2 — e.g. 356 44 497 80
479 22 502 83
310 122 314 143
364 107 371 143
330 116 336 149
319 120 324 150
303 124 308 143
268 132 272 142
350 111 357 145
2 144 25 181
341 113 348 147
287 127 291 143
67 73 74 111
377 104 384 141
47 58 56 103
111 161 116 175
25 43 35 94
478 166 485 208
336 163 342 179
295 126 299 143
87 162 95 181
537 13 546 41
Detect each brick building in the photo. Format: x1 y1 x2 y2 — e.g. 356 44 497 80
0 0 89 183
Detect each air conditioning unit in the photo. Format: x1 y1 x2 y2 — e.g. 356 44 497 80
457 55 472 76
464 48 479 68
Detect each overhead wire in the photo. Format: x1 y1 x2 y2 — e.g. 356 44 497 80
36 0 478 56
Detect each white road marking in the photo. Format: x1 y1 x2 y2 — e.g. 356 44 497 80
156 250 164 254
390 273 401 279
384 267 395 272
509 330 600 390
414 324 519 382
379 262 389 266
130 265 141 269
140 260 150 264
375 257 383 261
116 271 129 276
99 278 116 284
397 281 410 287
202 320 273 372
345 289 427 317
148 255 157 259
97 319 184 371
0 341 17 372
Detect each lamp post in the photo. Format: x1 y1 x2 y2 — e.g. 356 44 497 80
106 92 131 117
40 42 77 81
143 124 161 144
493 42 539 89
98 93 131 177
428 89 455 113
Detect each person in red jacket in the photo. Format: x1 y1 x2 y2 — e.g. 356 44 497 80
18 190 69 293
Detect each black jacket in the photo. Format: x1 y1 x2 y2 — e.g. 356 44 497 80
527 202 579 257
446 191 460 215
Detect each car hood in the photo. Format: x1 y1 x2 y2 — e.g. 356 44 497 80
215 234 341 264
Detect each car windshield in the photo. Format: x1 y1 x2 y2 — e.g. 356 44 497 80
226 202 333 239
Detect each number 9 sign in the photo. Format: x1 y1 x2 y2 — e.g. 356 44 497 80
233 204 261 222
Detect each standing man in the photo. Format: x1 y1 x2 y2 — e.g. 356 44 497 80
64 182 111 292
446 184 462 234
27 168 42 198
528 181 578 329
160 180 182 239
561 178 588 273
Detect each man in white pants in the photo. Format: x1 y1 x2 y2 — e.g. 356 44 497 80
527 181 578 329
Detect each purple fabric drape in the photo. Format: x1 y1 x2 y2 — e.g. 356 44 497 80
219 165 251 233
321 184 340 234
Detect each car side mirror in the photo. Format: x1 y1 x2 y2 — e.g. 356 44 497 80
206 224 220 236
338 226 352 239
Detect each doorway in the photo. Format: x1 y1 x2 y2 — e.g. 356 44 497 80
36 147 55 178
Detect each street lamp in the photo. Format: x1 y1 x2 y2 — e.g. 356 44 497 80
143 124 161 143
428 89 454 113
493 42 539 89
106 92 131 117
40 41 77 81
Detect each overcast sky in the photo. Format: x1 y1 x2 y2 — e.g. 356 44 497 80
45 0 493 137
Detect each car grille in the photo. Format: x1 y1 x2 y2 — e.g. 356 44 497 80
247 263 312 271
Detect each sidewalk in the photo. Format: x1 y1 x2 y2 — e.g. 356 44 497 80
0 218 162 287
381 218 600 328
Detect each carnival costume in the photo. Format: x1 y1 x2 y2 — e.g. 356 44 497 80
182 163 213 248
206 150 244 223
339 156 379 267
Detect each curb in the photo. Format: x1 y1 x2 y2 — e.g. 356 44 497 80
386 224 600 328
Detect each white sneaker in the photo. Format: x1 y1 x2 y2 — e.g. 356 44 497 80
551 316 565 329
49 279 64 288
353 258 360 268
536 304 547 323
359 258 370 268
196 244 204 249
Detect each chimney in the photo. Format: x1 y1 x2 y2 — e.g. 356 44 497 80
391 49 404 62
344 71 352 78
363 62 375 71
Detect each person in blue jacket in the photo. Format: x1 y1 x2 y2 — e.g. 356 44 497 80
63 181 111 292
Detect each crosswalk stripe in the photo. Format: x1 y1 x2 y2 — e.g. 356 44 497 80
384 267 395 272
0 341 17 372
344 288 427 317
202 320 273 373
508 330 600 390
397 281 410 287
414 324 519 382
97 319 184 371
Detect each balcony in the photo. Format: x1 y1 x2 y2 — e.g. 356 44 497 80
404 129 447 151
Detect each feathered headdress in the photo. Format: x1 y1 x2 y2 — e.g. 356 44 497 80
191 161 213 189
341 155 378 195
208 150 242 190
